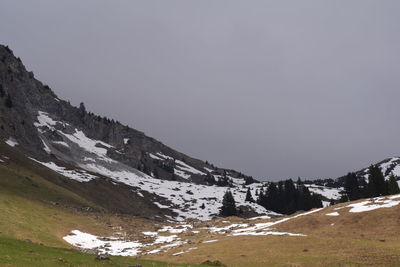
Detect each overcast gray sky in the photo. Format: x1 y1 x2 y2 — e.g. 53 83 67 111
1 0 400 181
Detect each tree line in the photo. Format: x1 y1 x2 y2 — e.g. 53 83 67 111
343 165 400 202
219 178 323 217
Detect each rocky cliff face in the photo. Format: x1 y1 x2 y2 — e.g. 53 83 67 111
0 44 269 221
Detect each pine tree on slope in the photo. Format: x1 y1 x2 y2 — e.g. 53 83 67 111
367 165 386 197
220 191 237 217
344 172 361 201
245 188 255 202
387 174 400 195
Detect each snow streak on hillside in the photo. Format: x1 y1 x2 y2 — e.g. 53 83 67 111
32 111 272 221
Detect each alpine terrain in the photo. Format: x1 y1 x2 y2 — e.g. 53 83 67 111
1 45 400 267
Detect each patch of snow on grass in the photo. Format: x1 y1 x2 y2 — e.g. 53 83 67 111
248 215 271 220
63 230 143 256
154 235 177 244
228 208 323 237
233 231 306 237
209 224 248 233
142 232 158 236
325 212 339 216
202 240 218 243
30 158 97 182
5 137 18 147
158 224 192 234
346 197 400 213
172 247 197 256
147 241 185 254
389 194 400 199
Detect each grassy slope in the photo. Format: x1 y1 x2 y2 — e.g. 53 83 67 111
0 144 207 266
0 143 111 246
2 143 400 266
0 236 207 267
147 200 400 267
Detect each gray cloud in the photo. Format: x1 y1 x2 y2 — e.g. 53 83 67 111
1 0 400 180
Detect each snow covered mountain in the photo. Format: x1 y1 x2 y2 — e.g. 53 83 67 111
0 44 273 221
304 157 400 203
356 157 400 182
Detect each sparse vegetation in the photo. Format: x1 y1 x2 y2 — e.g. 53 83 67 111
0 236 206 267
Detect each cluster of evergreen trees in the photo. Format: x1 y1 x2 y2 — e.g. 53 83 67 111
219 178 323 217
257 179 322 214
343 165 400 202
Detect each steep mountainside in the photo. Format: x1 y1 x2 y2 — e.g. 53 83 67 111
0 44 270 221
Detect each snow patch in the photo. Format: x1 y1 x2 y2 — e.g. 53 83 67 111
30 158 97 182
63 230 142 256
325 212 339 216
305 184 342 200
346 195 400 213
61 130 114 163
202 239 218 244
5 137 18 147
34 111 57 129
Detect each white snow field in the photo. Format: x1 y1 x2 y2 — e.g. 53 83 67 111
304 184 342 200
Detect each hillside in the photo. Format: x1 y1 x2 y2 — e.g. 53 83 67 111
0 44 273 221
2 141 400 266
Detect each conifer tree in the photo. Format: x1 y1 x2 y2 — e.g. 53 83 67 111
265 182 279 212
245 188 254 202
344 172 361 201
367 165 386 197
283 179 297 214
387 174 400 195
205 173 216 185
220 190 237 217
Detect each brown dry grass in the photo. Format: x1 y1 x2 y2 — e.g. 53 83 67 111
145 198 400 267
